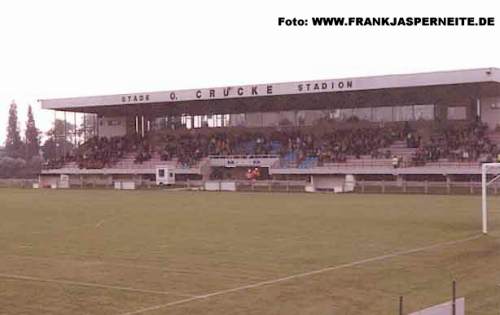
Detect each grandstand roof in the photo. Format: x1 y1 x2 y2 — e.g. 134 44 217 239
39 68 500 115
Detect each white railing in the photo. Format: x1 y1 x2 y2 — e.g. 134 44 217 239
208 154 280 159
208 155 280 167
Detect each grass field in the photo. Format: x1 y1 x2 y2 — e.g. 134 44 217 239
1 189 500 314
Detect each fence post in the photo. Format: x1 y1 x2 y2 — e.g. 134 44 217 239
452 280 456 315
470 179 474 194
361 180 365 193
424 180 429 194
399 296 403 315
381 180 385 194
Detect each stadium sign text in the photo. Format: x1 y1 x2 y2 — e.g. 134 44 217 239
119 80 353 104
121 94 150 103
297 80 353 92
191 80 353 100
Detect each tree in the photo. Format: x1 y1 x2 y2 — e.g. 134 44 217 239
4 101 23 158
24 105 40 160
41 138 57 161
80 114 96 139
41 119 75 160
45 118 76 140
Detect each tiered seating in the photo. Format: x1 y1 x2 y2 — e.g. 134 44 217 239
45 121 495 172
323 158 393 168
115 153 159 169
423 161 479 167
298 157 318 168
281 151 298 168
487 131 500 146
59 161 78 169
270 141 282 154
383 140 417 160
238 141 257 155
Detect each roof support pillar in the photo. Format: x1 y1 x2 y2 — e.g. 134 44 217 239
83 114 87 143
96 114 99 138
74 112 77 147
135 115 138 135
476 98 481 120
54 110 58 159
141 115 145 138
63 111 67 160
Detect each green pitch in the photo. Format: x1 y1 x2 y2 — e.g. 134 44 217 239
1 189 500 314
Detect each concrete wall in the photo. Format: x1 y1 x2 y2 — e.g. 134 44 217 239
447 106 467 120
243 110 328 127
481 96 500 129
299 110 326 125
245 112 264 127
228 113 246 127
98 116 127 138
262 112 281 127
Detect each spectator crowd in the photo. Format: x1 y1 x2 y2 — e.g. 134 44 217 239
44 120 499 170
412 121 497 165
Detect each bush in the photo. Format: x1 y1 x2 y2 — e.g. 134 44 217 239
0 156 41 178
0 157 27 178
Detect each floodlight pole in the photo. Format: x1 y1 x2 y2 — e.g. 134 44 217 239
482 163 488 234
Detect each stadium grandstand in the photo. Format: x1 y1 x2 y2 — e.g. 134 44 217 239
38 67 500 192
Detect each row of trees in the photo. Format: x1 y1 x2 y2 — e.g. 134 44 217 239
1 102 43 178
2 102 100 178
5 102 41 160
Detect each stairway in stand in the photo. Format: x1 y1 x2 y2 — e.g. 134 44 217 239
383 140 417 161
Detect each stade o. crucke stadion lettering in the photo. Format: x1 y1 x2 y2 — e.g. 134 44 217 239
120 80 354 104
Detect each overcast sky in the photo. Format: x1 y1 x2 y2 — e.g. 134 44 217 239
0 0 499 145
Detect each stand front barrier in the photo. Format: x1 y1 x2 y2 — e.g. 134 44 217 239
114 181 136 190
58 174 70 189
204 181 237 191
308 175 356 193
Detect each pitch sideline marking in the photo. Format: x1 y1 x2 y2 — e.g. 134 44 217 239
95 219 107 228
4 254 269 282
118 234 483 315
95 212 125 228
0 273 195 298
